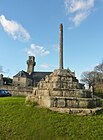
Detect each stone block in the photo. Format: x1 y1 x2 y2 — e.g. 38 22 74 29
57 98 65 108
50 97 57 107
63 91 67 97
87 100 96 108
43 90 50 96
66 99 78 108
52 90 63 96
42 96 51 107
79 100 88 108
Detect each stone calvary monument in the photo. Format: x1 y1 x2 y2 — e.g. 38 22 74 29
26 24 101 115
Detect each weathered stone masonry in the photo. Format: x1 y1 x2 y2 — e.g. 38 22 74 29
26 24 101 115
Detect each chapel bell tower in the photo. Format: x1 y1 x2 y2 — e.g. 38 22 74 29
27 56 36 74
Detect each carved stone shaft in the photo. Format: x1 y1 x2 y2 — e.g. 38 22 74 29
59 24 63 69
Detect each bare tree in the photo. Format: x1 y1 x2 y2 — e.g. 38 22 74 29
94 61 103 73
81 71 99 88
81 61 103 97
94 62 103 84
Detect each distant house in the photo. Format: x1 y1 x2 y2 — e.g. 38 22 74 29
13 56 52 87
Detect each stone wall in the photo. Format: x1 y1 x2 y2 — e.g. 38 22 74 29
41 96 100 108
0 85 33 96
13 77 33 87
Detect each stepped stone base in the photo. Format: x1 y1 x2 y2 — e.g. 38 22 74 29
26 69 102 115
26 95 101 109
50 107 103 115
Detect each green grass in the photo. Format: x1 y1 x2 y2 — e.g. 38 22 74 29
0 97 103 140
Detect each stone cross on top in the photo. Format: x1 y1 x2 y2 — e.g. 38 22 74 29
59 24 63 69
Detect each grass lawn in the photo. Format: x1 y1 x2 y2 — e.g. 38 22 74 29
0 97 103 140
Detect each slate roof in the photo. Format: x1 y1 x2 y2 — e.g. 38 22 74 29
13 70 32 79
31 71 52 83
13 70 52 83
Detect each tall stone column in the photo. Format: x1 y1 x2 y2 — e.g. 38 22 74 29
59 24 63 69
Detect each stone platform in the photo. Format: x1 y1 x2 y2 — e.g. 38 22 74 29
26 69 101 115
50 107 102 115
26 24 102 115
